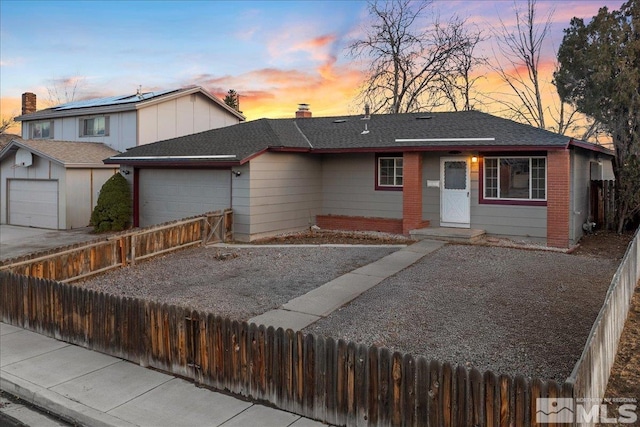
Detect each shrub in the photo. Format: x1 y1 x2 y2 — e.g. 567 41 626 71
90 173 132 232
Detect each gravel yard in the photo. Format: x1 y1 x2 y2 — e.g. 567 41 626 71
77 245 398 320
304 244 619 382
76 235 623 382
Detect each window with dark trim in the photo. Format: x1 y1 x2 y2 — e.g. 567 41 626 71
80 116 109 137
482 156 546 203
376 155 403 190
30 120 53 139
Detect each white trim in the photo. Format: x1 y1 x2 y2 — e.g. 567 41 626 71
440 156 471 228
395 137 495 143
110 155 237 160
483 156 547 201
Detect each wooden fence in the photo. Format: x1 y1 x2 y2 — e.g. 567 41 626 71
590 180 616 230
567 226 640 425
0 272 573 427
0 210 232 283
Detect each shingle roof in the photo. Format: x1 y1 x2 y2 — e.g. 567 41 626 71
0 139 120 167
107 111 587 165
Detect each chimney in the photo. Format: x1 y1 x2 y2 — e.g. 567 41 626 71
295 103 312 118
22 92 37 115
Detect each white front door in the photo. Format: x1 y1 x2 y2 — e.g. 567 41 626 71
440 157 470 228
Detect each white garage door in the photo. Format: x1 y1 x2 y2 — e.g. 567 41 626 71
139 169 231 227
8 179 59 229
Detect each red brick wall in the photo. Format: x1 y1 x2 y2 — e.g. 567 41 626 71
316 215 403 234
402 152 426 234
547 150 571 248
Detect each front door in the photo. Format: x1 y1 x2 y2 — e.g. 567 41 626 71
440 157 470 228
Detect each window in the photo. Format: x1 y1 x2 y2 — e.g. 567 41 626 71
377 156 403 189
483 156 546 201
30 121 53 139
80 116 109 137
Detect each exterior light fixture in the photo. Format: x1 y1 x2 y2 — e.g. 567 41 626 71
471 156 479 163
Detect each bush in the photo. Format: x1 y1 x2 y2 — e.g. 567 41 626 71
90 173 132 232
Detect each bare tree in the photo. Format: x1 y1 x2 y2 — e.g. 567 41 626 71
0 115 15 134
349 0 469 114
46 76 86 106
436 25 488 111
488 0 553 128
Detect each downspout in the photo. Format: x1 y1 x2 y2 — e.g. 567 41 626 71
133 167 140 227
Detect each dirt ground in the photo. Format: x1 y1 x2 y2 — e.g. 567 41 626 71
252 229 415 245
599 283 640 426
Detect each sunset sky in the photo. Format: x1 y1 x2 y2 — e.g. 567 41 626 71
0 0 624 134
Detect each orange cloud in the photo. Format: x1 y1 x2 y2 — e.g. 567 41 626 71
1 96 22 134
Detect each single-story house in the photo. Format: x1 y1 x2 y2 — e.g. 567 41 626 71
0 138 119 229
106 109 614 248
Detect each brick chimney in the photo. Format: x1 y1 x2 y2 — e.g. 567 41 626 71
295 103 312 118
22 92 37 115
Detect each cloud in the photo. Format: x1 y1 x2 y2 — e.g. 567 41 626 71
0 57 25 67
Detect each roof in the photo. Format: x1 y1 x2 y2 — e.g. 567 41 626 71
0 138 120 168
106 110 613 166
15 86 245 122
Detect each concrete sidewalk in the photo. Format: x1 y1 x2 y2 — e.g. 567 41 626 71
249 239 446 331
0 323 326 427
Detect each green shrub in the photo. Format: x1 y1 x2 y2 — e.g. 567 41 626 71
90 173 132 232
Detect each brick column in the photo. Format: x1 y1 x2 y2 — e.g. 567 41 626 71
402 152 426 234
547 150 570 248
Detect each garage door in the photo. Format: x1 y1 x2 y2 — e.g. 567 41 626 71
8 179 59 229
139 169 231 227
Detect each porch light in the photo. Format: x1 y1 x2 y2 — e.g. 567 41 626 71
471 156 479 163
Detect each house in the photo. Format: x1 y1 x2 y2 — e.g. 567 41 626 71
105 107 615 248
14 86 245 153
1 86 244 230
0 138 119 229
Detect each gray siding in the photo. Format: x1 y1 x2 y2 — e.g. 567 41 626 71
321 153 402 219
421 152 547 241
231 163 251 241
247 153 322 240
570 148 601 244
138 169 231 227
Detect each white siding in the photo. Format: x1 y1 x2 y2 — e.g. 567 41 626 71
1 153 66 227
65 168 118 229
321 153 402 219
137 92 241 146
22 112 137 152
7 179 58 229
246 153 322 241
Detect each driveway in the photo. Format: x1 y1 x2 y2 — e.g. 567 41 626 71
0 225 98 261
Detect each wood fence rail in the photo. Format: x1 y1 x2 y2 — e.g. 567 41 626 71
0 272 572 427
567 226 640 426
0 209 232 283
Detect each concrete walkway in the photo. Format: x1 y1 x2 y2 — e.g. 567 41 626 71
0 323 326 427
249 239 446 331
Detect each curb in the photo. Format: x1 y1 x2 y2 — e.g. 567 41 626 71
0 372 135 427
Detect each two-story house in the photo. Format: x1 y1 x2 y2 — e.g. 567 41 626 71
0 87 244 230
14 86 245 152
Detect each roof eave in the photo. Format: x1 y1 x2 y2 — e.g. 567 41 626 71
568 139 615 156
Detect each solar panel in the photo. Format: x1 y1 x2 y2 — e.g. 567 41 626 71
53 89 179 110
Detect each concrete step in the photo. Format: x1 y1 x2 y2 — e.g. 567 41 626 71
410 227 486 243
